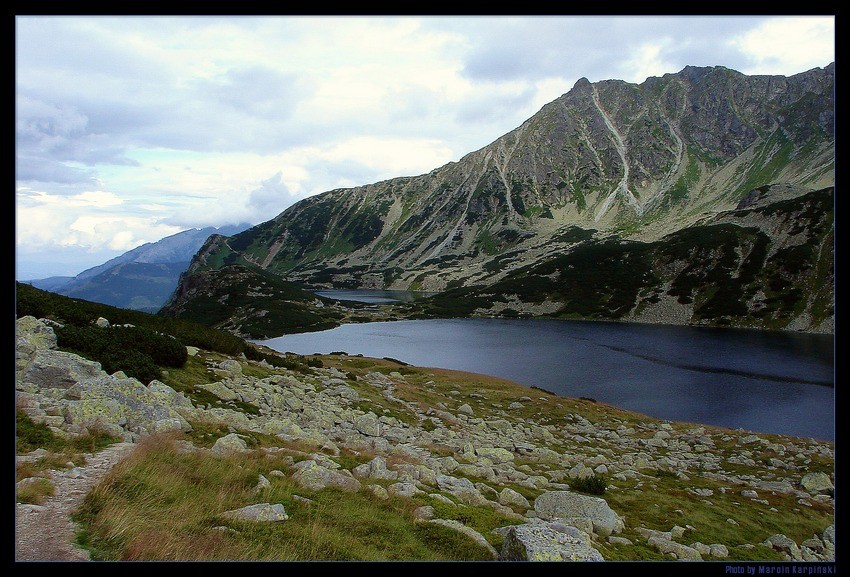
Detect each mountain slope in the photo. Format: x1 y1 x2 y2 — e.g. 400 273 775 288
165 64 834 334
50 224 249 312
411 185 833 333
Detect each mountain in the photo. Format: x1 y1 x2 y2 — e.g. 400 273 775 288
40 224 250 313
27 276 75 292
162 64 834 334
412 184 833 333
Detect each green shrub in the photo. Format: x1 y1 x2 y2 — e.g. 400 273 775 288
569 474 607 495
54 324 187 384
16 410 120 454
16 410 57 453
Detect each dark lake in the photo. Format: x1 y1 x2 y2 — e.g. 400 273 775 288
260 293 834 441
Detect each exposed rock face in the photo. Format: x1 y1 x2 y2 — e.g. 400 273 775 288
500 523 604 561
533 491 623 537
16 316 192 439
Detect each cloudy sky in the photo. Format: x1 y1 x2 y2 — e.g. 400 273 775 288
15 15 835 280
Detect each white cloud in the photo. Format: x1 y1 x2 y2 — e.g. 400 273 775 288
15 15 835 279
620 40 676 84
729 16 835 75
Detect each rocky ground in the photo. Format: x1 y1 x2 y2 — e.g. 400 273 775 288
15 315 835 561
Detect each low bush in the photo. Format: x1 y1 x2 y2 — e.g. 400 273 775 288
569 473 607 495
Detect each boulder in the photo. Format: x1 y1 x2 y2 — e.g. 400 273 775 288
219 503 288 522
763 534 802 560
647 536 703 560
534 491 623 537
291 460 361 492
19 350 103 390
210 433 249 456
198 382 240 402
436 474 487 505
387 482 422 498
500 523 604 561
457 403 474 415
16 317 59 370
498 487 530 509
218 359 242 376
353 412 381 437
799 472 833 495
352 456 398 481
413 506 435 520
324 385 360 402
476 447 514 464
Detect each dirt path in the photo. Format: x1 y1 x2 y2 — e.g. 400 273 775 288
15 442 137 562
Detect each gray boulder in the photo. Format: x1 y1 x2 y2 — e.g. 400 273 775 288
498 487 530 509
64 374 192 436
352 456 398 481
198 382 239 401
354 412 381 437
763 534 802 560
436 474 487 505
799 472 833 495
211 433 249 456
534 491 623 537
16 316 58 373
291 460 361 492
219 503 288 522
387 482 423 498
500 524 604 561
647 536 703 560
19 350 103 390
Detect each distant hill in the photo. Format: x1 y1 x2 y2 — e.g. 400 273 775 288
29 224 250 313
27 276 75 292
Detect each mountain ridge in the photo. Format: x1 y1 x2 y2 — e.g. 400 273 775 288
162 63 834 335
30 224 250 313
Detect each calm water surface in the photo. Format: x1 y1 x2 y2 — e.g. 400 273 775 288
261 293 834 441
